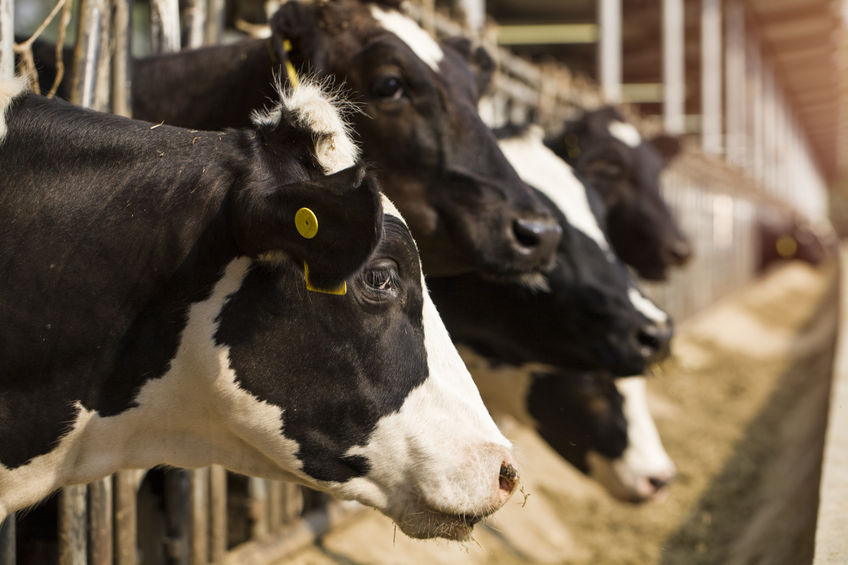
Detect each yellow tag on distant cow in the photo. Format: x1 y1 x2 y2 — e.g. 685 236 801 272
295 207 319 239
776 235 797 258
304 262 347 296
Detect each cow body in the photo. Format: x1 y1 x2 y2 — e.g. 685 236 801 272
0 80 516 540
548 107 691 280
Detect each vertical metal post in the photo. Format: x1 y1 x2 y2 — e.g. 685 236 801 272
248 478 269 540
724 0 746 166
762 64 775 191
455 0 485 34
184 0 207 49
89 478 114 565
747 40 763 183
59 485 88 565
70 0 108 108
112 0 133 117
209 466 227 563
662 0 685 133
114 471 138 565
204 0 225 45
93 0 113 113
0 0 13 80
149 0 180 54
0 515 15 565
597 0 621 102
189 469 209 565
700 0 722 154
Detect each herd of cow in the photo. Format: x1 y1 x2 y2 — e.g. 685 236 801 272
5 0 783 553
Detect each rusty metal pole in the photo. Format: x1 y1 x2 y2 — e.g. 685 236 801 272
0 0 13 80
70 0 108 108
59 485 88 565
111 0 133 117
149 0 180 54
0 516 15 565
204 0 225 46
89 478 114 565
184 0 207 49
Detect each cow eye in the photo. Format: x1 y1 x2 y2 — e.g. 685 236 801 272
362 260 401 297
373 75 405 100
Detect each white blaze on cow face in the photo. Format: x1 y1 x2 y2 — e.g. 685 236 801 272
498 127 612 257
0 77 28 143
250 79 359 174
369 4 445 72
608 120 642 148
587 377 675 502
627 286 669 325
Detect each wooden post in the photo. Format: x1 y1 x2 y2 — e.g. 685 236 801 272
0 515 15 565
597 0 621 102
184 0 207 49
204 0 225 46
112 0 133 117
0 0 13 80
89 478 114 565
747 39 763 182
724 0 746 166
248 478 269 540
114 471 138 565
93 0 113 113
149 0 180 54
700 0 722 154
662 0 685 134
70 0 108 108
59 485 88 565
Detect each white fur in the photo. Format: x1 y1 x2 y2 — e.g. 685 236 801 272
369 5 444 72
379 193 406 227
498 127 613 257
341 278 514 529
251 79 359 175
0 76 29 144
608 120 642 148
587 377 675 501
628 286 669 324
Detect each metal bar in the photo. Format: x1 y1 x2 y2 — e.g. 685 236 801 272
268 481 283 532
190 468 210 565
248 478 269 540
662 0 685 133
597 0 621 102
724 0 746 166
700 0 722 154
114 471 138 565
455 0 485 34
282 483 303 522
149 0 180 54
70 0 107 108
204 0 225 45
59 485 88 565
89 478 114 565
111 0 133 117
497 24 597 45
0 0 13 80
93 0 113 113
209 466 227 563
184 0 207 49
0 515 15 565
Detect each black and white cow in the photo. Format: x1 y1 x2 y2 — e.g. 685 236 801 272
547 107 692 280
467 356 674 503
32 0 561 278
0 77 517 540
429 126 673 376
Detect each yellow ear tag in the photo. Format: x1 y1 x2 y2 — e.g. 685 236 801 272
282 39 300 88
304 262 347 295
295 207 319 239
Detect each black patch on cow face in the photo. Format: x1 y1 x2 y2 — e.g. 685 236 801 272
271 1 559 277
549 107 692 280
428 186 657 377
215 217 428 483
526 370 627 473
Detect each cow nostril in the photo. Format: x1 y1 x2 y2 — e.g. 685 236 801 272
636 323 672 362
512 218 542 248
648 475 672 492
669 239 693 264
499 462 519 494
637 326 661 351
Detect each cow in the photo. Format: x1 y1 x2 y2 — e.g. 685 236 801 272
547 106 692 280
467 356 674 503
0 77 517 541
428 126 673 377
30 0 562 278
757 207 838 272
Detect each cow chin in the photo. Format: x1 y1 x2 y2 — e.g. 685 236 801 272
394 500 481 541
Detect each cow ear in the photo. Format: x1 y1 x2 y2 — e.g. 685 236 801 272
649 134 682 165
443 36 496 97
269 2 329 74
234 165 383 291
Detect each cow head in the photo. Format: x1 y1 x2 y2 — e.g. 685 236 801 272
269 0 561 277
549 106 692 280
428 127 673 376
526 373 675 503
